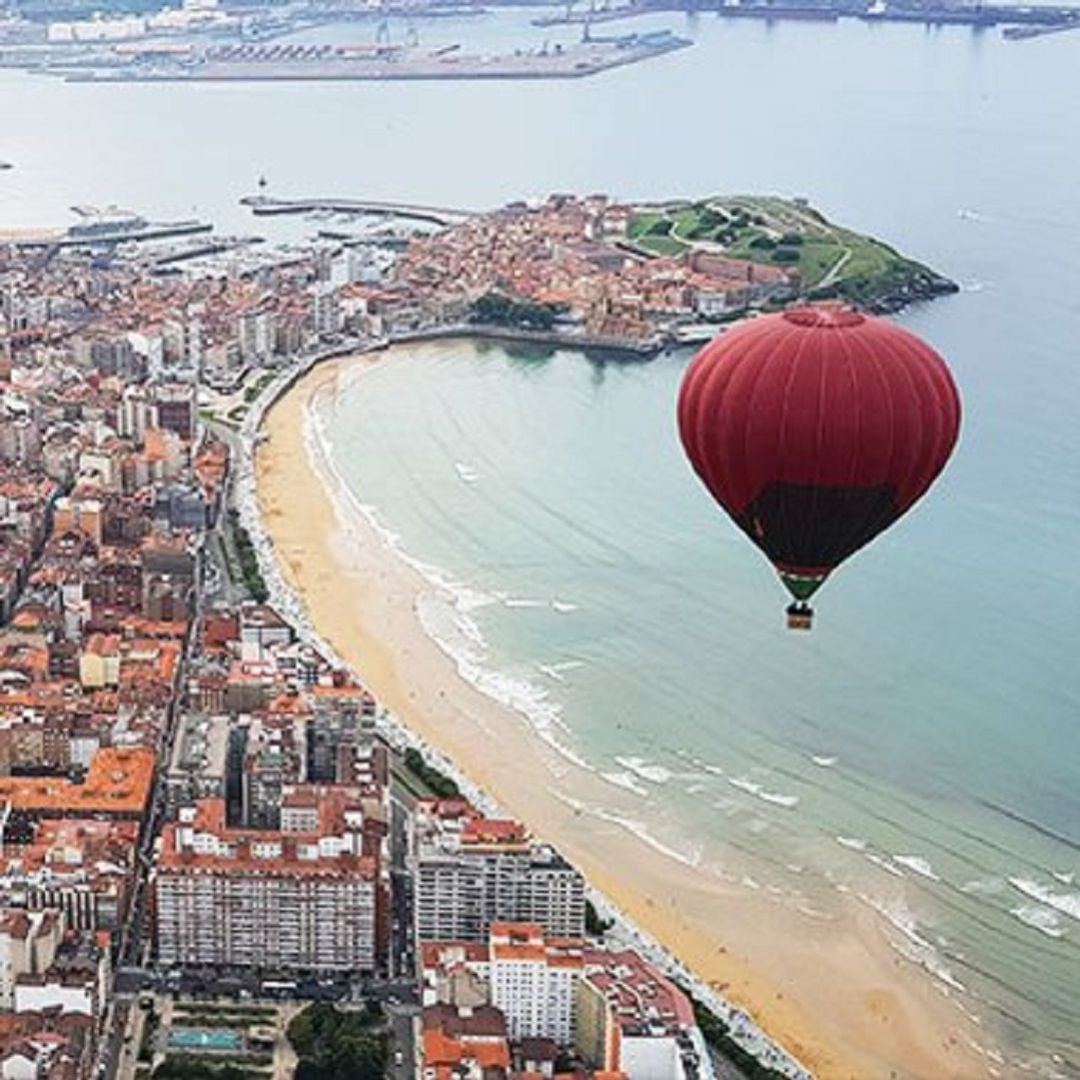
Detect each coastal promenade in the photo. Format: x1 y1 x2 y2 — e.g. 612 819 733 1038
391 321 665 356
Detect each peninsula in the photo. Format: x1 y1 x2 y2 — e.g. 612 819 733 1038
237 191 956 359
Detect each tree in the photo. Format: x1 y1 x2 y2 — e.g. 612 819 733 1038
469 292 561 333
289 1003 388 1080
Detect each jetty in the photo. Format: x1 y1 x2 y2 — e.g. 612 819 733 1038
240 194 474 228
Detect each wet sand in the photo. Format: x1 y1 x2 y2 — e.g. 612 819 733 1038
255 350 995 1080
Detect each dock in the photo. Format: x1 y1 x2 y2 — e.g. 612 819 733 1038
10 218 212 250
57 32 691 84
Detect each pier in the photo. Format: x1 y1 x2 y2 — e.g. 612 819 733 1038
240 194 474 228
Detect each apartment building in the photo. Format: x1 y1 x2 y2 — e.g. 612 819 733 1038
155 798 379 972
412 799 585 943
421 924 703 1080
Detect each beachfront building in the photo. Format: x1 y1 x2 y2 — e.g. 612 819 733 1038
424 922 584 1044
421 923 702 1079
411 799 585 943
576 947 701 1079
154 797 380 972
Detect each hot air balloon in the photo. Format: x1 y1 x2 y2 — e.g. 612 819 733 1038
677 306 961 630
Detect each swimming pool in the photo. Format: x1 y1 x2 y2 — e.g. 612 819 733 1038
168 1028 244 1052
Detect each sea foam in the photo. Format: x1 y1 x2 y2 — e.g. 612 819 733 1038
600 771 649 798
858 894 965 992
552 793 702 869
537 659 584 682
893 855 941 882
615 756 673 785
864 852 906 879
836 836 867 852
1007 877 1080 923
728 775 799 808
454 461 481 483
1010 903 1066 940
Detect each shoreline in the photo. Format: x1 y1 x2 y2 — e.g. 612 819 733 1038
250 344 998 1080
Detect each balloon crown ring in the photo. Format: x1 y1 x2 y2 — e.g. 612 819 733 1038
782 305 865 329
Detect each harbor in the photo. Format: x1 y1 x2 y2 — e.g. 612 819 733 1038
55 30 690 82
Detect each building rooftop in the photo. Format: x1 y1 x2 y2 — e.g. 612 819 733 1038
0 746 154 816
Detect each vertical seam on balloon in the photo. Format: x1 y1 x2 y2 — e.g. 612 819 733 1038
919 352 957 502
695 320 779 521
687 330 752 509
835 322 898 565
774 319 819 572
803 321 830 571
912 348 961 506
826 321 863 569
747 319 802 562
879 326 930 516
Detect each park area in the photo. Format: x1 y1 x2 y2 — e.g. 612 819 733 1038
627 195 937 307
129 996 389 1080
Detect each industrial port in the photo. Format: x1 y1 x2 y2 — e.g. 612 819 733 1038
0 0 1075 88
56 30 690 82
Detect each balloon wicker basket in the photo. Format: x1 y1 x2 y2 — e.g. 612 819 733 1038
785 603 814 631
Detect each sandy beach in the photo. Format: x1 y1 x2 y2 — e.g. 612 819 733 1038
255 349 996 1080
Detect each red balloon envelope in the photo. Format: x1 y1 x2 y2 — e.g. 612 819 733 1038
677 306 961 629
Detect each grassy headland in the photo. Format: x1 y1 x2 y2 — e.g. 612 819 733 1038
628 195 956 313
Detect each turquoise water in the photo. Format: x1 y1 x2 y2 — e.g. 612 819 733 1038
2 7 1078 1071
168 1028 244 1051
320 330 1078 1070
